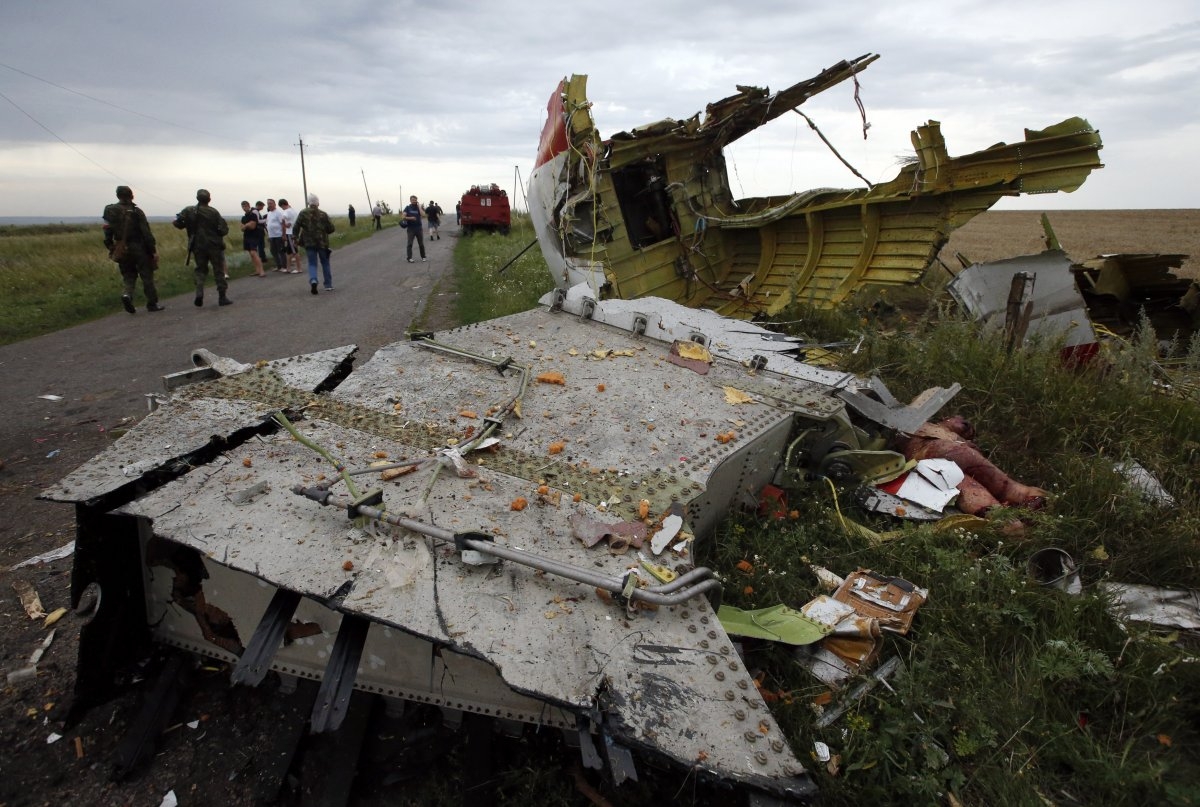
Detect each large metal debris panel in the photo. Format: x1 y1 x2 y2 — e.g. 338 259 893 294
47 303 852 793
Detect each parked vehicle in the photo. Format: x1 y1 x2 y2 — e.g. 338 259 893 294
459 183 511 235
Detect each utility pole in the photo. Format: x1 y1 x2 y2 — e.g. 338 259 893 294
514 164 529 212
361 169 373 213
296 134 309 202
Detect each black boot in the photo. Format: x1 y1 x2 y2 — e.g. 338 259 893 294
218 293 233 306
122 295 135 314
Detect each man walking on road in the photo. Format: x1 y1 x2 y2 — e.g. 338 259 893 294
173 188 232 307
403 195 426 263
371 203 382 231
424 200 443 240
103 185 163 313
294 193 336 294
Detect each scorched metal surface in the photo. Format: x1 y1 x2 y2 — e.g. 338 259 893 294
44 292 951 801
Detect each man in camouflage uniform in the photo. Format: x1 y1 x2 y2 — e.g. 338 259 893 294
293 193 336 295
173 188 233 307
102 185 163 313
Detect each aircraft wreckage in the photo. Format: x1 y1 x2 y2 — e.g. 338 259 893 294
46 291 967 802
529 53 1104 317
44 57 1103 802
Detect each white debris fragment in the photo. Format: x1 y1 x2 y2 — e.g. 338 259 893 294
894 458 964 512
649 514 683 556
1114 460 1176 507
46 733 62 744
10 541 75 570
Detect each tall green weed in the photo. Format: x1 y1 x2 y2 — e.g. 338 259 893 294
451 214 553 325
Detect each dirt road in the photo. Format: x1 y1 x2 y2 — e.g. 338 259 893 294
0 223 459 806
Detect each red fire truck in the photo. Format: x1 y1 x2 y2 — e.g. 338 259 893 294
458 183 511 235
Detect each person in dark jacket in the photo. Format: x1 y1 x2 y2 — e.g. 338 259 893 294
173 188 232 307
403 195 426 262
103 185 163 313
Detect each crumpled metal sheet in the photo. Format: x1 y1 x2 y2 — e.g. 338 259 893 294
946 250 1097 349
1098 583 1200 631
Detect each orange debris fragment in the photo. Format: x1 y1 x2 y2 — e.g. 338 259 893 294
536 371 566 385
511 497 529 511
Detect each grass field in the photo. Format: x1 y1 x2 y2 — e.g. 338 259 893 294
0 215 374 345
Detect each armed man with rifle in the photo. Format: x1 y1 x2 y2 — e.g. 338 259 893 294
173 188 233 307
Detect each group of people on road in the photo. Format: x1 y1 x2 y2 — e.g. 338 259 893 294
103 185 447 314
221 192 335 297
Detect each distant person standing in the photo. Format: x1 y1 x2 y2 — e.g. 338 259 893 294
348 204 356 227
265 198 287 271
255 200 268 262
173 188 232 307
279 198 302 274
403 195 426 262
455 200 461 225
240 200 266 277
102 185 163 313
293 193 336 294
371 203 382 231
424 200 443 240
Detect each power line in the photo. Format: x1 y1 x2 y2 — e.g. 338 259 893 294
0 59 233 143
0 87 175 208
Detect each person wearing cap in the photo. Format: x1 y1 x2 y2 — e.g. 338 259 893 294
102 185 163 313
292 193 336 294
173 188 232 307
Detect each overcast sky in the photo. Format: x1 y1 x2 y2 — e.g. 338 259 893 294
2 1 1197 218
